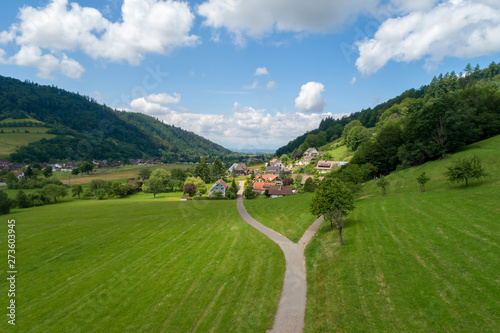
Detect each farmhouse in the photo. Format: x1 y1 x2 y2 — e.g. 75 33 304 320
303 147 319 157
228 163 247 176
268 185 293 198
209 179 229 196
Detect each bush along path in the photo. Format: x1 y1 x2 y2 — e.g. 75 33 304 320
237 182 323 333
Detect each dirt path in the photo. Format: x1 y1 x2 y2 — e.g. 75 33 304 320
237 182 323 333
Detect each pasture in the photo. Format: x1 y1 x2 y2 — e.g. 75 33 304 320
0 199 284 332
243 193 316 242
0 127 56 157
304 135 500 332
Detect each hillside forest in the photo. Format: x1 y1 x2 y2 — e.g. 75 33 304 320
276 62 500 174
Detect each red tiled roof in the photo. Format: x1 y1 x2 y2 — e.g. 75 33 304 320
252 182 274 191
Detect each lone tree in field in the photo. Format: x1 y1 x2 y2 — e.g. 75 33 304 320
310 178 354 246
376 176 390 195
444 155 488 187
42 184 68 203
416 172 430 192
143 177 165 198
72 185 83 199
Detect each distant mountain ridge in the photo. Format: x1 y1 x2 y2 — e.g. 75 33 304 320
0 75 231 163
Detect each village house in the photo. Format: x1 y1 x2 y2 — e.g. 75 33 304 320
314 161 340 174
252 182 274 195
268 185 293 198
228 163 247 176
303 147 319 157
269 158 284 168
209 179 229 196
265 165 280 175
12 170 25 180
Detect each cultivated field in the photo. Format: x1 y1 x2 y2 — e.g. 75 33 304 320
0 199 284 332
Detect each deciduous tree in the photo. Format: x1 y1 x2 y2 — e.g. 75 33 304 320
376 176 390 195
310 178 354 246
416 172 430 192
444 155 487 187
143 177 165 198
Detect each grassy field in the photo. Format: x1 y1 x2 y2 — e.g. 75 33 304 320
55 164 193 185
243 193 316 242
304 135 500 332
0 199 285 332
0 127 56 157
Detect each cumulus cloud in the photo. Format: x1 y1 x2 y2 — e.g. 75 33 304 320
356 0 500 75
295 82 326 113
254 67 269 75
145 92 181 105
128 96 344 149
0 0 198 78
197 0 378 45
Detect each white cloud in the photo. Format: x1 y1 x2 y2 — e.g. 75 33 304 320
128 97 345 149
350 76 356 84
254 67 269 75
243 80 259 89
356 0 500 75
145 93 181 105
295 82 326 113
0 0 198 78
197 0 378 44
266 80 276 90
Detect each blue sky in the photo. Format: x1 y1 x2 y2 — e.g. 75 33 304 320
1 0 499 151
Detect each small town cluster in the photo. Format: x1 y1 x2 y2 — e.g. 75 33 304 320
207 147 347 199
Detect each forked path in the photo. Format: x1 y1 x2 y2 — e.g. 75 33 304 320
237 182 323 333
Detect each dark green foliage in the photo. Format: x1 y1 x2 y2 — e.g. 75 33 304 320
0 190 12 214
0 75 230 163
78 161 94 174
195 157 210 183
243 187 257 199
310 178 354 245
303 177 316 193
278 62 500 174
444 155 488 187
210 157 226 181
16 190 30 208
43 166 52 178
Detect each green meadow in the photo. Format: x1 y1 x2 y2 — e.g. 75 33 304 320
0 127 56 157
243 193 316 242
0 199 284 332
303 135 500 332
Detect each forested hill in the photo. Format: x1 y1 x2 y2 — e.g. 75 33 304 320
0 75 231 163
276 61 500 173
